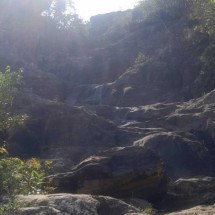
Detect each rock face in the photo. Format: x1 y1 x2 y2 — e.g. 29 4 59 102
87 90 215 179
9 103 137 172
163 177 215 211
66 62 185 107
165 205 215 215
10 90 215 203
18 194 140 215
134 132 208 178
52 146 167 201
22 65 62 100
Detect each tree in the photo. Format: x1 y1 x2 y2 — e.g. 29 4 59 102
0 0 87 77
0 66 25 147
191 0 215 35
135 0 192 21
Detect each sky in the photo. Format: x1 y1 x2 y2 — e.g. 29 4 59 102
74 0 138 21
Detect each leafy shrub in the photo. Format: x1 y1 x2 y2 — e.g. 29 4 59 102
0 66 27 148
0 149 54 214
0 156 54 196
0 198 21 215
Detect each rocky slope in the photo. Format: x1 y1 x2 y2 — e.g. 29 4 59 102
10 83 215 214
5 6 215 215
11 90 215 178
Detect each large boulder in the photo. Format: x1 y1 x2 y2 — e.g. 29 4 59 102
52 146 168 201
18 194 141 215
162 177 215 211
134 132 209 178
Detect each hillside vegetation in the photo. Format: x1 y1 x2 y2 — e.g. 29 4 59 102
0 0 215 98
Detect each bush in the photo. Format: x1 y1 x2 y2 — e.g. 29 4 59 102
0 149 54 214
0 156 54 196
0 66 27 147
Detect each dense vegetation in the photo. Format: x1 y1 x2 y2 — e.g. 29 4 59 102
134 0 215 94
0 0 214 97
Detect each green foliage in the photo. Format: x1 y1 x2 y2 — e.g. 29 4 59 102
0 67 27 147
136 0 192 21
135 0 215 95
136 0 215 33
46 0 81 28
0 0 87 73
0 198 21 215
191 0 215 35
0 66 21 111
0 157 54 196
0 155 54 214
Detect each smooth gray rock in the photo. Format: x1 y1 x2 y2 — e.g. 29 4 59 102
18 194 140 215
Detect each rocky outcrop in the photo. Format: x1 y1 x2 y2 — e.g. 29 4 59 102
18 194 141 215
85 89 215 133
163 177 215 211
134 132 209 178
84 90 215 179
11 89 215 210
10 90 215 178
52 146 167 201
2 4 215 215
9 103 138 172
165 205 215 215
67 61 185 106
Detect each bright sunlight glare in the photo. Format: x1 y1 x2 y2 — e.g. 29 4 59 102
74 0 138 21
